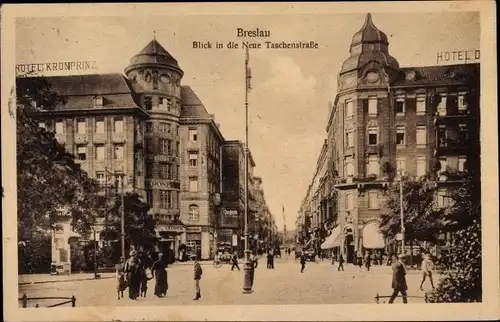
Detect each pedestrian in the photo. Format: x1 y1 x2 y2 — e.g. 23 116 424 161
123 250 142 300
389 254 408 304
193 259 203 300
300 253 306 273
251 251 259 269
331 253 335 266
356 253 363 270
337 254 345 271
231 252 240 271
267 251 273 269
419 253 435 291
365 252 372 272
151 253 168 297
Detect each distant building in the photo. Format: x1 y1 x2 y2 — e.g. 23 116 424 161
178 86 224 260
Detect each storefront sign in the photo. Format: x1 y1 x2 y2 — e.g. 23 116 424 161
187 227 202 233
16 61 98 76
232 234 238 246
157 225 185 232
222 209 238 216
146 155 177 163
146 179 180 190
436 50 480 64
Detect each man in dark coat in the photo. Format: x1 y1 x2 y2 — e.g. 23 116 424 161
300 253 306 273
123 250 142 300
337 254 345 271
231 252 240 271
389 254 408 303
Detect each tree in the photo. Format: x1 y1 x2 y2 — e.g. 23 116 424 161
16 76 100 241
427 172 481 302
103 192 155 252
379 175 446 244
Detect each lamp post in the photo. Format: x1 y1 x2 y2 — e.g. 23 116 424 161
399 170 405 256
107 168 126 263
243 46 254 294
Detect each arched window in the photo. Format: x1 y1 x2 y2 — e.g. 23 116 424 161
189 205 199 222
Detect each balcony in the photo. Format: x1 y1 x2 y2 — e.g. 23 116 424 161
434 109 470 125
365 144 382 155
434 139 469 156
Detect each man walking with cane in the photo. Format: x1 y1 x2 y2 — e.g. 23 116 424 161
389 254 408 304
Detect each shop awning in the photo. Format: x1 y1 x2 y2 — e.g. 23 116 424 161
362 222 385 249
320 226 341 249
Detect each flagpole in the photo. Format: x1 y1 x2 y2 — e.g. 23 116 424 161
243 46 253 294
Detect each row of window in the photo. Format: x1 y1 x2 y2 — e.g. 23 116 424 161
343 155 467 178
343 93 468 118
40 117 126 135
144 96 181 114
145 122 180 135
145 138 180 156
345 125 431 148
76 144 125 161
343 187 452 210
146 162 180 180
145 190 179 209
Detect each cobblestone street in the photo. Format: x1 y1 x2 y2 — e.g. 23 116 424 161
19 257 433 307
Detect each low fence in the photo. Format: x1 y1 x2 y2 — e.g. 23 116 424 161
19 293 76 308
375 293 428 304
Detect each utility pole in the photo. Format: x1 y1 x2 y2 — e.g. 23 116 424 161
283 206 286 247
399 170 405 256
243 45 254 294
112 172 126 263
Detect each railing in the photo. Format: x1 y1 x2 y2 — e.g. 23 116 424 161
374 292 428 304
19 293 76 308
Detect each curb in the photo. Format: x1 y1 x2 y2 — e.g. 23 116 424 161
18 276 114 286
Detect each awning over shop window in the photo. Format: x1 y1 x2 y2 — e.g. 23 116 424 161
362 221 385 249
320 226 342 249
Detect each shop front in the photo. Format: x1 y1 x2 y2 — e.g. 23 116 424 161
320 225 342 258
360 220 386 264
156 224 186 263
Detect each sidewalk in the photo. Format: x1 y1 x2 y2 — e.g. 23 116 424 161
18 273 115 286
18 260 226 285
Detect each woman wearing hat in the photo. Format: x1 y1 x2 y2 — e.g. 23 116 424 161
124 250 143 300
151 253 168 297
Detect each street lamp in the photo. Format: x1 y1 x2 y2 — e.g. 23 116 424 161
106 168 126 263
242 46 254 294
398 169 405 256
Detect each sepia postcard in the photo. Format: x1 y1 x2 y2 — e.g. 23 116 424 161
2 2 499 321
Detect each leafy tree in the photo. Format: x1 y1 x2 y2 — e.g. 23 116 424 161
427 173 481 302
379 175 446 243
102 192 155 252
16 76 100 241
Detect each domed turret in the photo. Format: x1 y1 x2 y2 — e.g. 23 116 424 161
340 13 399 76
125 39 183 75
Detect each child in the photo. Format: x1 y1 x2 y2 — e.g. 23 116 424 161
116 263 127 300
193 259 203 300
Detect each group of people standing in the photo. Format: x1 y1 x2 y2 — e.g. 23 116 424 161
117 250 169 300
117 249 204 301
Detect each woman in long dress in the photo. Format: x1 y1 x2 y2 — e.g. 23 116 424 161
124 250 142 300
151 253 168 297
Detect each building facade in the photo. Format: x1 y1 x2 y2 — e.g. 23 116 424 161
297 13 480 263
18 38 278 269
179 86 224 260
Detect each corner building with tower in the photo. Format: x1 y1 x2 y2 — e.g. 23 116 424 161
296 13 480 264
18 38 278 272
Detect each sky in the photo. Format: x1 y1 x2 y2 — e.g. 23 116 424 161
15 12 479 231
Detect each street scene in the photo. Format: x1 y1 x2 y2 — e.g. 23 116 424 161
19 256 433 306
6 5 489 313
